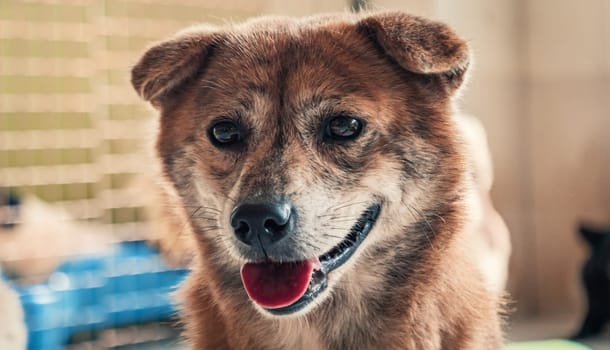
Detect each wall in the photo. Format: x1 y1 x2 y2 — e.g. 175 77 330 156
375 0 610 318
525 0 610 317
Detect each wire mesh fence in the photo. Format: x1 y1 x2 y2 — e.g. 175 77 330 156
1 0 263 231
0 1 264 348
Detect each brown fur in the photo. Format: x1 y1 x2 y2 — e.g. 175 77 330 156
132 11 503 349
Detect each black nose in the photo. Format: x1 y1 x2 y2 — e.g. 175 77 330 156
230 202 294 247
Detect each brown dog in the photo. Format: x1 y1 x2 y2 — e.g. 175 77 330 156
132 12 504 349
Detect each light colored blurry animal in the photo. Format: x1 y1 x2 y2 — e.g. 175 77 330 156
0 196 111 281
457 114 511 293
0 278 26 350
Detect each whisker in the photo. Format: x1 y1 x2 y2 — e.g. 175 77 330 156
325 200 369 213
323 217 357 223
320 233 345 240
168 204 220 210
159 205 201 260
197 225 222 230
322 227 352 232
431 213 447 224
192 216 220 221
197 228 222 236
316 213 355 220
224 194 238 203
302 241 319 251
407 205 435 250
199 206 222 213
316 214 338 219
325 195 359 211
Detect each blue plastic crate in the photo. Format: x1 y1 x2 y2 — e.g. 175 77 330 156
10 240 189 350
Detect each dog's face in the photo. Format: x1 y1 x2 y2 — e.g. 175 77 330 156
132 13 469 317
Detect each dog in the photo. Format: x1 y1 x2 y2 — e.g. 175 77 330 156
0 277 26 350
456 115 511 294
131 11 504 349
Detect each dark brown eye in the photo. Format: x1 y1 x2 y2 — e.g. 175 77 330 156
324 115 364 142
209 120 243 147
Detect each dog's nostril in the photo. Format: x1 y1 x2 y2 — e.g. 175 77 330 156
234 220 252 245
236 221 250 235
264 218 286 234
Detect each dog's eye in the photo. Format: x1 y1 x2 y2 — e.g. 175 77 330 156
324 115 364 142
209 120 243 147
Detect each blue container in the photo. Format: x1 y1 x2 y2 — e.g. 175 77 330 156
11 240 189 350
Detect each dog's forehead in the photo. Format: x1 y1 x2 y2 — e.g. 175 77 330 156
200 22 385 110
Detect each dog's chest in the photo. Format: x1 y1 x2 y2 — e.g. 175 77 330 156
276 319 323 350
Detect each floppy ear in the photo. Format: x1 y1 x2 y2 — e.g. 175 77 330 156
357 12 470 95
131 26 219 104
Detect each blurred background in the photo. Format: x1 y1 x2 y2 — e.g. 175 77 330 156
1 0 609 349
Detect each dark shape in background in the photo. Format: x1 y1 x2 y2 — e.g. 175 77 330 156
573 224 610 339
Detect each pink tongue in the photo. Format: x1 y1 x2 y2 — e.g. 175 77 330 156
240 257 319 309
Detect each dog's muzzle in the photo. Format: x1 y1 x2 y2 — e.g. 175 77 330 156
230 199 382 315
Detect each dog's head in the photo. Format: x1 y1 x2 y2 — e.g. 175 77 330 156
132 12 469 317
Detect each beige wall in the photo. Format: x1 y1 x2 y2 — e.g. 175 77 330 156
525 0 610 317
376 0 610 318
263 0 348 16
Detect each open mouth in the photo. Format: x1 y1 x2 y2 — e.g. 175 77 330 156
240 203 381 315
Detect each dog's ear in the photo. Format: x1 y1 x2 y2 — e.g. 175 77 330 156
579 225 608 250
131 26 219 104
357 12 470 95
